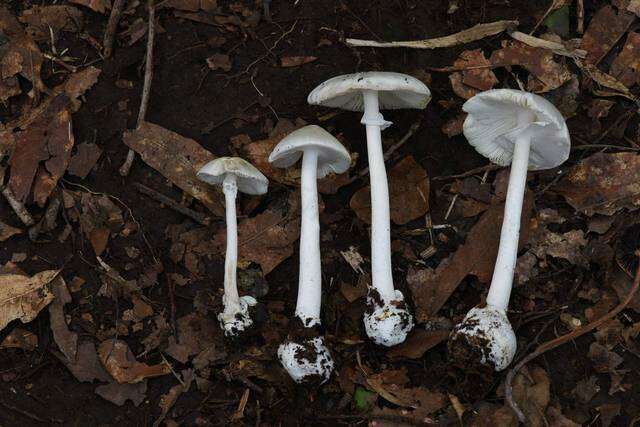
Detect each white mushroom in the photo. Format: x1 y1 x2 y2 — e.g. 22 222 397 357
448 89 570 371
197 157 268 336
269 125 350 383
308 72 431 347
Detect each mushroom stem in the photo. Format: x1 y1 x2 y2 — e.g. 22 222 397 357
486 132 531 311
362 90 395 302
296 149 322 326
222 173 241 314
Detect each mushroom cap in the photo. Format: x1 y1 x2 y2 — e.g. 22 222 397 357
448 306 516 371
197 157 268 195
269 125 351 179
462 89 570 171
278 336 334 384
363 290 414 347
307 72 431 111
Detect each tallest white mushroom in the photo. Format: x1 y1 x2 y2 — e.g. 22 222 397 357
308 72 431 346
448 89 570 371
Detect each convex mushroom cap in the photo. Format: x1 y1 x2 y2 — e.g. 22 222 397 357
269 125 351 177
307 72 432 111
197 157 268 194
462 89 570 170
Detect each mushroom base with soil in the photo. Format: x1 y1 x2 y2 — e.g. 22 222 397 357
363 288 414 347
277 336 334 385
447 306 517 372
217 295 257 336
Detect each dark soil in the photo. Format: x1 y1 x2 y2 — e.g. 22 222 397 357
1 0 639 426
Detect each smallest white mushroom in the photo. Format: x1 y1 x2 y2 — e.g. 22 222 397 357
197 157 268 336
270 125 350 384
448 89 570 371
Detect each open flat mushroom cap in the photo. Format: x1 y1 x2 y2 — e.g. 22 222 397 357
462 89 570 170
269 125 351 179
197 157 268 195
307 72 431 111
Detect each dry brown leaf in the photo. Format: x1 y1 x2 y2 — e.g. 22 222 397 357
95 381 147 407
70 0 112 14
442 113 466 138
68 143 102 178
351 156 429 225
490 40 572 92
407 193 533 322
156 370 194 424
60 66 102 110
77 191 123 256
449 49 497 99
629 0 640 16
123 121 224 216
580 5 635 64
529 229 588 266
98 339 171 384
206 53 232 72
0 6 46 93
19 5 84 41
555 152 640 216
0 328 37 351
280 56 318 67
48 277 78 362
212 196 301 274
0 269 58 332
0 221 22 242
55 340 111 382
9 95 73 205
509 365 551 427
610 32 640 88
165 313 219 363
386 329 450 359
164 0 216 11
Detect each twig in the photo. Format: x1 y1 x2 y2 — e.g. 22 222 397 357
1 186 35 226
505 255 640 422
508 31 586 58
103 0 126 58
135 183 211 225
120 0 155 177
345 20 518 49
433 164 501 181
576 0 584 34
348 120 422 184
314 413 436 426
0 399 56 423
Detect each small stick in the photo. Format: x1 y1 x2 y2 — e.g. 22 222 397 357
348 120 421 184
103 0 126 58
119 0 155 177
576 0 584 34
505 255 640 422
135 183 211 225
433 164 501 181
1 186 35 226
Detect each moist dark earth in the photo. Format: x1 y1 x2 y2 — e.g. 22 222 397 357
1 0 640 426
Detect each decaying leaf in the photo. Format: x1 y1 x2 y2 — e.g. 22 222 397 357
0 269 58 332
99 339 171 384
48 277 78 362
0 6 46 94
19 5 84 41
579 5 635 64
0 328 37 350
95 381 147 407
68 143 102 178
610 32 640 88
490 40 572 92
77 191 124 256
280 56 318 67
9 94 74 206
156 370 194 423
206 53 232 72
123 121 224 216
529 229 588 266
0 221 22 242
509 365 551 427
165 313 220 363
55 340 111 383
351 156 429 225
555 152 640 216
386 329 450 359
449 49 497 99
70 0 112 14
408 193 533 322
212 194 301 274
60 66 102 111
